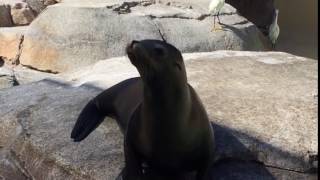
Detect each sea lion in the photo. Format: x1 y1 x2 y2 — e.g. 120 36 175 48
71 40 215 180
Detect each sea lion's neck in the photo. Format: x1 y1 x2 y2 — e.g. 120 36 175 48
142 78 191 124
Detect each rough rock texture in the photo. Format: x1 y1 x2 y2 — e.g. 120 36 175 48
26 0 58 15
0 80 123 180
20 1 268 73
0 66 18 89
0 64 56 90
0 26 26 64
185 52 318 173
13 65 57 84
0 149 29 180
10 2 36 26
210 160 317 180
1 0 36 26
0 4 13 27
0 51 317 179
146 0 276 35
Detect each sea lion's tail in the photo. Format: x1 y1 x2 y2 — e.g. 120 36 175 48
71 100 105 142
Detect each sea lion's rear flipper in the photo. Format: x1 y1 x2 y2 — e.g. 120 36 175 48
71 100 105 142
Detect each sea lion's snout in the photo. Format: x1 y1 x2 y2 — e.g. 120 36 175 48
126 39 185 80
126 40 140 65
127 40 161 69
126 40 139 55
131 40 139 45
126 40 154 68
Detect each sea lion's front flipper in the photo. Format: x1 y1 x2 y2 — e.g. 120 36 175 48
71 78 143 142
71 99 105 142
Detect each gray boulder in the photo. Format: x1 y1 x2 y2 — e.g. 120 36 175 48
149 0 276 35
0 80 122 180
11 1 36 26
0 0 36 26
0 64 57 90
0 51 317 179
25 0 58 15
0 66 18 89
13 65 58 85
20 1 268 73
0 4 13 27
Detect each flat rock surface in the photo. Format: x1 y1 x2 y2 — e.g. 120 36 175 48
0 80 123 180
185 51 318 172
0 51 317 179
19 0 267 73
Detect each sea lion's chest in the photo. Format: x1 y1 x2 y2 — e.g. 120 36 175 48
130 110 207 171
135 135 205 171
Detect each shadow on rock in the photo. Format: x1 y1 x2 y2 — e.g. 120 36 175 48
219 22 271 50
210 159 275 180
117 122 279 180
209 122 276 180
211 122 317 179
0 57 4 67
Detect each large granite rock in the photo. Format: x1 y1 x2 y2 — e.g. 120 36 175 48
0 64 57 90
20 0 268 73
13 65 58 85
0 51 317 179
185 51 318 173
0 65 18 89
0 80 123 180
146 0 276 35
26 0 58 15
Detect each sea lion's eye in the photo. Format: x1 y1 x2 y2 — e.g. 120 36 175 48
154 47 165 56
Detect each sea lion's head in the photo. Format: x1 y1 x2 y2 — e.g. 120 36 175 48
126 40 187 86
